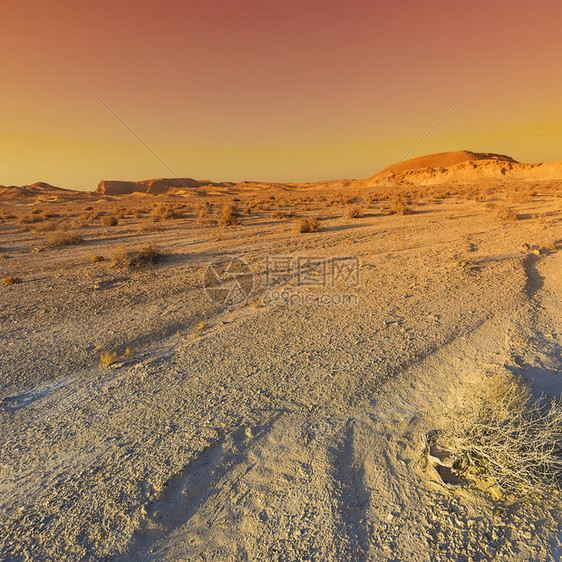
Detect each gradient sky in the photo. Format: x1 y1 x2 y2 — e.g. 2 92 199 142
1 0 561 190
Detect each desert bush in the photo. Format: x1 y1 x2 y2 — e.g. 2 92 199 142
31 221 59 232
137 221 163 233
2 276 22 286
101 215 118 226
219 203 239 227
18 214 43 224
45 231 83 247
344 205 364 219
495 205 518 222
389 198 414 215
197 204 214 224
69 219 88 230
293 217 320 234
100 348 132 366
111 244 164 269
152 204 183 220
90 255 105 263
115 206 128 219
100 351 118 366
437 374 562 498
508 190 532 204
271 210 288 220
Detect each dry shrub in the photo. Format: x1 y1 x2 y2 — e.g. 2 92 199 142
197 205 213 224
293 217 320 234
344 205 364 219
219 204 240 227
495 205 518 222
152 204 183 220
137 221 163 233
389 198 414 215
508 190 532 204
111 244 164 269
69 219 88 230
101 215 118 226
100 351 118 366
31 221 59 232
438 374 562 498
45 231 83 247
271 210 288 220
19 214 43 225
2 276 22 286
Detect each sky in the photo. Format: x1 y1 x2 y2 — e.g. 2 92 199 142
1 0 561 190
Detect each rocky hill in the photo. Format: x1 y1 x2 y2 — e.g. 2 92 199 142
367 150 562 186
96 178 235 195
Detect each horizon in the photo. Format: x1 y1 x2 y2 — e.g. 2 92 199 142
7 147 562 193
1 0 562 190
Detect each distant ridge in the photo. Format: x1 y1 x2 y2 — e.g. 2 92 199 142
96 178 235 195
95 151 562 195
0 181 81 200
2 150 562 199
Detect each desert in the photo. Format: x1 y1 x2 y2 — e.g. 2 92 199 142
1 150 561 560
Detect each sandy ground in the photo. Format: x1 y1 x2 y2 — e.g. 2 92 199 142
0 185 561 560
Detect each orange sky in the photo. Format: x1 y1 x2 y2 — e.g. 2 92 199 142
1 0 561 190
